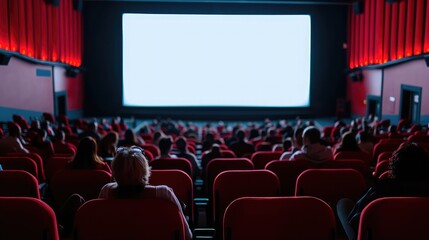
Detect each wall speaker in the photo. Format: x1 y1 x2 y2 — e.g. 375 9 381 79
73 0 83 11
46 0 60 6
349 70 363 82
0 52 11 65
353 1 364 14
66 67 79 78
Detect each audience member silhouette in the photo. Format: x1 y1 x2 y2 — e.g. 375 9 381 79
334 131 361 155
337 142 429 240
175 137 199 180
98 146 192 240
0 122 29 154
66 137 111 173
78 122 101 142
156 137 177 159
288 126 333 163
98 132 119 159
229 129 255 158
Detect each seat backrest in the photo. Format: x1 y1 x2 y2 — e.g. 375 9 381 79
45 155 73 180
373 160 390 178
150 158 192 178
0 170 40 198
322 160 371 179
50 170 112 209
251 151 282 169
334 151 371 165
220 150 237 158
0 156 39 180
224 196 336 240
150 170 194 224
408 134 429 143
377 151 392 164
295 169 366 208
206 158 254 194
0 197 59 240
373 142 402 162
6 152 46 182
358 197 429 240
141 144 160 158
74 198 186 240
213 170 280 229
265 160 315 196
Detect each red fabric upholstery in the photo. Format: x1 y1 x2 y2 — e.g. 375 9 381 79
150 158 193 178
213 170 280 230
295 169 367 208
334 151 371 165
141 144 160 158
377 151 392 164
250 151 282 169
0 170 40 198
200 150 237 160
150 169 194 224
322 160 372 179
265 160 316 196
0 156 38 180
6 152 46 182
223 196 336 240
50 170 112 209
0 197 59 240
45 155 73 180
206 158 254 194
373 142 403 161
378 170 391 180
74 198 186 240
373 160 390 178
358 197 429 240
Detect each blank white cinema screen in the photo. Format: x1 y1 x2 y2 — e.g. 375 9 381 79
123 14 311 107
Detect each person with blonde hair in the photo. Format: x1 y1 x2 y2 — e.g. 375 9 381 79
99 146 192 240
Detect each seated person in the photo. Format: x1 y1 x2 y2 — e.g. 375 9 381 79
175 137 199 180
98 132 119 159
0 122 29 154
333 131 361 155
280 127 304 160
156 137 177 159
288 126 333 163
66 137 111 173
229 130 255 158
52 130 77 155
99 146 192 240
337 142 429 240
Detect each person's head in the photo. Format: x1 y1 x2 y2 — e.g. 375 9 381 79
158 137 173 155
205 132 215 142
282 138 292 151
339 131 359 150
210 143 221 155
124 129 137 144
112 146 151 186
294 127 305 147
7 122 22 138
175 136 187 152
73 137 103 168
31 120 40 129
388 125 398 134
390 142 429 181
249 129 259 139
357 131 371 143
88 122 98 132
236 129 246 141
103 132 119 145
302 126 321 145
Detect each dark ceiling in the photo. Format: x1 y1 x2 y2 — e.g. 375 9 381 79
83 0 353 6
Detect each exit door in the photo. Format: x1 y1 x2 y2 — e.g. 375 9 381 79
400 85 422 124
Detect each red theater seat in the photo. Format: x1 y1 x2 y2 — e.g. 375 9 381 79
295 169 366 208
213 170 280 230
358 197 429 240
0 197 59 240
224 196 336 240
150 169 194 225
6 152 46 182
334 151 371 166
51 170 112 209
0 170 40 198
250 151 282 169
0 156 39 180
74 198 186 240
140 144 160 158
150 158 193 178
373 160 390 178
206 158 254 193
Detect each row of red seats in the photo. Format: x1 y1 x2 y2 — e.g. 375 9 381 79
0 196 428 240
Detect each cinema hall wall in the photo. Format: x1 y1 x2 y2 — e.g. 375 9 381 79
0 0 83 122
347 0 429 125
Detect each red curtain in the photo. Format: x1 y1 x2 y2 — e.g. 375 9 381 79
349 0 429 69
0 0 82 67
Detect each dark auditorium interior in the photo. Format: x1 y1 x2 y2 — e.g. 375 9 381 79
1 0 429 239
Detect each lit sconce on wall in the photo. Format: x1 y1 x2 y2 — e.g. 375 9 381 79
389 96 395 102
